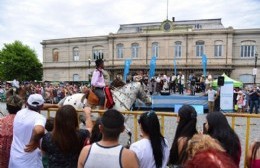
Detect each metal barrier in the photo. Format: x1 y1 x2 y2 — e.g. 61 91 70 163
45 108 259 168
224 113 260 168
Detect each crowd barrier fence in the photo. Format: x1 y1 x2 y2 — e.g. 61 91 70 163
46 108 260 168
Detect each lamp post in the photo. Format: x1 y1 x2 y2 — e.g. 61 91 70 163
254 52 258 84
88 58 91 83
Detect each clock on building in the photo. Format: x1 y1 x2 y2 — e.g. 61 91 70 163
162 21 172 31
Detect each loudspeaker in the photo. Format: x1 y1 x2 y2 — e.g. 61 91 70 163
217 76 224 86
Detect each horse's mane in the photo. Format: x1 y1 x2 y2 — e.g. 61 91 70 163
110 79 126 89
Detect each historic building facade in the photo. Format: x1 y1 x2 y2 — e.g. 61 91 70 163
41 18 260 84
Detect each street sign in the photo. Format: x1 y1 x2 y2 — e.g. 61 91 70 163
253 68 257 75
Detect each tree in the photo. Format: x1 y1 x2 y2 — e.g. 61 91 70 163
0 41 43 81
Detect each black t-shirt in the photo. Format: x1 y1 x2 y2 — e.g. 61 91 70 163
42 129 90 168
249 90 260 101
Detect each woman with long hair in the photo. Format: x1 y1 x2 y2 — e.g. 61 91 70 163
205 112 241 167
130 111 170 168
41 105 92 168
168 105 197 166
247 140 260 168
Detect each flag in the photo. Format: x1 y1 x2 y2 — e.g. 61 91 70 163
149 56 157 79
173 59 177 75
202 54 207 77
123 59 132 82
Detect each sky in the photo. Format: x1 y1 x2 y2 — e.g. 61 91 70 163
0 0 260 62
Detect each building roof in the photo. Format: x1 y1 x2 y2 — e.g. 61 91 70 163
117 18 225 34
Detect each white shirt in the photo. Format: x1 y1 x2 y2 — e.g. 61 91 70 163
84 143 123 168
130 138 170 168
171 75 177 82
177 75 185 85
206 89 216 102
9 108 46 168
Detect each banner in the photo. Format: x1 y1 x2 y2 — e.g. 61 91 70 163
173 59 177 75
123 59 132 82
149 56 157 79
220 81 234 112
202 54 207 77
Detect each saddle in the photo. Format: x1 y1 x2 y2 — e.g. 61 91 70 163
87 90 99 105
87 87 115 109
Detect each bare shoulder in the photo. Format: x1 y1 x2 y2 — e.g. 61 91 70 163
81 145 92 156
178 137 188 145
177 137 188 154
121 148 139 168
78 145 92 168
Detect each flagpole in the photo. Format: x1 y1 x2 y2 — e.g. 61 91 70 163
166 0 169 20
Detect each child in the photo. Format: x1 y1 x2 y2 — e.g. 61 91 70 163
236 91 244 113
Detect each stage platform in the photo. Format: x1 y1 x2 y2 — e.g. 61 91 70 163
135 94 208 112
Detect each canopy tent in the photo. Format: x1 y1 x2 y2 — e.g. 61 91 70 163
212 73 243 88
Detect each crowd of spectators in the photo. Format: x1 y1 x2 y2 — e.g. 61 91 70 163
0 91 260 167
0 72 259 168
0 81 88 104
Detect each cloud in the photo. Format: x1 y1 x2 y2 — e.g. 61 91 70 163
0 0 259 62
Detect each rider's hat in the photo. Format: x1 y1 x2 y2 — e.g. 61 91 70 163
95 59 104 67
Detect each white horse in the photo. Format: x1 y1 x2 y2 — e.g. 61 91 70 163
59 82 152 111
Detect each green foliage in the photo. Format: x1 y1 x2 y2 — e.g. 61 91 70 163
0 41 43 81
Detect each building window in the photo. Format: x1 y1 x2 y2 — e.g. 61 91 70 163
131 43 139 58
52 48 59 62
73 74 80 81
116 44 124 58
196 41 204 57
92 46 104 60
152 42 159 57
73 47 80 61
240 41 256 58
174 41 182 57
194 24 202 29
214 41 223 57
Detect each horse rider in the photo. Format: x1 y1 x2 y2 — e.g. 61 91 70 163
91 59 106 109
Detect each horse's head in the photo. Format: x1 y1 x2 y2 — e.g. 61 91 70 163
137 82 152 106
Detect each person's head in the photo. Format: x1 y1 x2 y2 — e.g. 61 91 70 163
138 111 166 168
169 105 197 165
100 109 124 141
45 117 55 132
184 149 237 168
52 105 81 154
209 86 212 90
187 134 225 159
250 141 260 164
90 118 102 144
95 59 104 69
205 112 240 165
205 112 231 135
6 92 23 114
27 94 44 112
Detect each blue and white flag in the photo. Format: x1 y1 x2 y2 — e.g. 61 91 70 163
202 54 207 77
123 59 132 82
173 59 177 75
149 56 157 79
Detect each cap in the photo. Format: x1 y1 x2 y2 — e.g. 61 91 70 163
27 94 44 107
